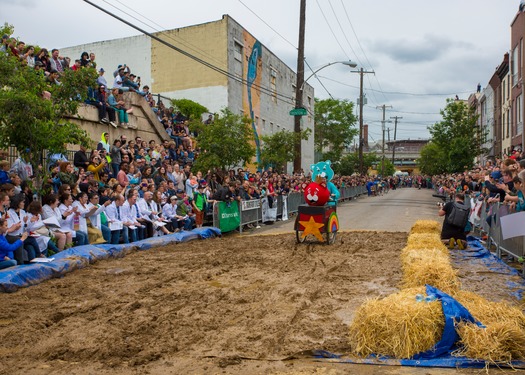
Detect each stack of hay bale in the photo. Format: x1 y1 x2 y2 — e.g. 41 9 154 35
349 219 525 363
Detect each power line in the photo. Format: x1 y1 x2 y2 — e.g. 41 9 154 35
83 0 298 107
315 0 350 60
237 0 297 50
317 75 473 97
304 59 334 99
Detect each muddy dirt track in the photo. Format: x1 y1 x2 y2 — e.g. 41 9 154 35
1 231 524 375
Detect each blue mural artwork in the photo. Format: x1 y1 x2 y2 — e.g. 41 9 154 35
247 40 262 166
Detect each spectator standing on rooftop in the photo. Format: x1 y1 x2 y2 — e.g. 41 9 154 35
49 49 64 74
80 52 90 68
88 52 97 69
23 45 35 68
97 68 107 88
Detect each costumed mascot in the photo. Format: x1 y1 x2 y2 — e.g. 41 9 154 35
307 160 340 207
297 160 340 243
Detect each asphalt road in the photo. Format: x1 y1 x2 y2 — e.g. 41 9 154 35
251 187 442 235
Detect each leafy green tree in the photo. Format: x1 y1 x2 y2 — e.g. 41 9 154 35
377 158 396 176
259 129 310 173
418 142 448 175
192 108 255 172
171 98 209 137
333 152 378 176
421 98 483 173
0 45 95 192
314 98 358 163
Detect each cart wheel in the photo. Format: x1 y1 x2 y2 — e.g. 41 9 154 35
326 230 337 245
296 230 306 243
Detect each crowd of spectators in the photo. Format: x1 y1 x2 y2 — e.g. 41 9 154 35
0 32 428 271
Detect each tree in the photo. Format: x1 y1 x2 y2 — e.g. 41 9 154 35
333 152 378 176
314 98 358 163
259 129 311 173
0 42 95 192
421 98 483 174
171 98 208 121
377 158 396 177
418 142 448 175
192 108 255 172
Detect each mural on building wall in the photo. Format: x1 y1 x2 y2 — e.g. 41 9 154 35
244 34 262 166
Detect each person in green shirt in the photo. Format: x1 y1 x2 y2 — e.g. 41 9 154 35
193 181 208 228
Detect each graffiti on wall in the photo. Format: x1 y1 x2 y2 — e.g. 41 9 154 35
244 33 262 166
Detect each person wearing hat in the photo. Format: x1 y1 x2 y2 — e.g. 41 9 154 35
97 67 108 88
175 190 195 231
192 181 208 228
162 195 182 232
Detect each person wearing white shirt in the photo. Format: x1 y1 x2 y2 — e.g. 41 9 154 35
87 192 112 243
26 201 61 256
162 195 184 232
121 190 145 242
72 192 99 237
6 194 42 263
104 194 125 244
42 193 73 250
58 193 88 246
138 192 171 236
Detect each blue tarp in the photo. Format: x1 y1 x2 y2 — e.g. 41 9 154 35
313 237 525 369
0 227 221 293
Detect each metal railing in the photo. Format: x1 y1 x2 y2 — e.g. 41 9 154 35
212 185 368 233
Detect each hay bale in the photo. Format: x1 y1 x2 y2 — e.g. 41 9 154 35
455 322 525 362
349 288 444 359
400 246 449 264
410 220 441 235
454 291 525 329
406 233 447 252
401 256 460 295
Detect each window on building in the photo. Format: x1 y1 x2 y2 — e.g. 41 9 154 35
270 122 274 133
262 119 266 131
234 41 243 78
507 108 511 139
255 115 259 130
270 67 277 103
307 96 312 110
513 46 519 87
517 94 523 135
292 84 296 104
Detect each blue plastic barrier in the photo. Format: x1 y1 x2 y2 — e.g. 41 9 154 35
0 227 222 293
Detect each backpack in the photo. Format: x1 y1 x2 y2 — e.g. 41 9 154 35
446 201 469 228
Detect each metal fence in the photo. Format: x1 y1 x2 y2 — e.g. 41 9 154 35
213 185 368 233
470 200 525 275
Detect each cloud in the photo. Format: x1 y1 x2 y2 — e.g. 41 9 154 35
370 34 474 64
0 0 36 7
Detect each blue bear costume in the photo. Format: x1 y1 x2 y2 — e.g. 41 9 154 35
310 160 340 206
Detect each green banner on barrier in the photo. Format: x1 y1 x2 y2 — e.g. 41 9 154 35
218 201 240 232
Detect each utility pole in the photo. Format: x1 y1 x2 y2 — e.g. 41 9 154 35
390 116 403 166
293 0 306 174
352 68 374 175
376 104 392 176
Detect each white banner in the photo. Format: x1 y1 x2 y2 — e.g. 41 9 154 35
281 195 288 221
241 199 261 211
500 211 525 240
261 197 277 222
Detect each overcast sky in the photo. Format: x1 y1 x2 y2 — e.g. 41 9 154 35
2 0 521 143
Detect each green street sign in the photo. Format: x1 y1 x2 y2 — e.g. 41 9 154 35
289 107 308 116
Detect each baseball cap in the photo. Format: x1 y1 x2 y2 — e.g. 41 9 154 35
176 189 184 194
99 68 105 72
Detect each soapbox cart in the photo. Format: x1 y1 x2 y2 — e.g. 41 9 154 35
294 204 339 245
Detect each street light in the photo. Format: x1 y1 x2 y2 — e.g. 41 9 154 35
293 59 357 173
299 60 357 92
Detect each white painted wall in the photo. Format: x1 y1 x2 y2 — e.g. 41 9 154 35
60 35 153 91
162 85 229 113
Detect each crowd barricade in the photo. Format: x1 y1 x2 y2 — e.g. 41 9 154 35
212 185 368 234
469 200 525 276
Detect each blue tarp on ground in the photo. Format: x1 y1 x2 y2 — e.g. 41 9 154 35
0 227 221 293
313 238 525 369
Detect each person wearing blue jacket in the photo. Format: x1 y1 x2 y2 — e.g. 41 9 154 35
0 160 12 186
0 217 27 269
